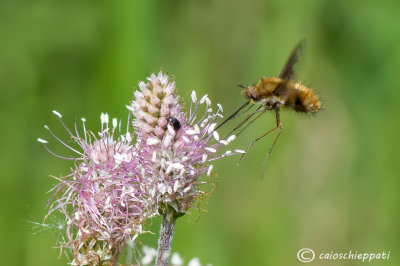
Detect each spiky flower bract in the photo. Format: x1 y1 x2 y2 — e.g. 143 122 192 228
39 112 151 265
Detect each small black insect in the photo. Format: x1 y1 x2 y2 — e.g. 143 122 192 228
167 117 181 131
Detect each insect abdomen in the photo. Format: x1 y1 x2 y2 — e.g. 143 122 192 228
284 83 321 113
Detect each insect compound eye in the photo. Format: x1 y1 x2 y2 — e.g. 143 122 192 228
167 117 181 131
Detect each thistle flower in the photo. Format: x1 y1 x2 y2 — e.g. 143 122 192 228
127 72 244 266
38 111 151 265
128 72 243 215
39 71 243 265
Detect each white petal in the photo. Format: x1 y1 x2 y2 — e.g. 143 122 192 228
147 138 160 145
171 253 183 266
188 258 201 266
141 246 157 265
52 110 62 118
163 134 173 147
217 103 223 111
219 140 228 145
112 118 117 129
207 123 217 134
114 153 124 164
126 104 135 112
37 138 48 144
212 131 220 141
186 129 197 135
126 132 132 142
167 124 175 135
174 181 179 192
191 91 197 103
143 246 158 257
200 118 208 128
166 164 173 174
182 136 190 143
152 151 157 162
205 147 217 153
172 163 184 170
194 124 200 134
227 135 236 143
200 94 208 104
141 254 154 265
131 233 139 242
141 168 146 178
158 183 167 194
81 117 86 122
234 149 246 154
207 165 213 176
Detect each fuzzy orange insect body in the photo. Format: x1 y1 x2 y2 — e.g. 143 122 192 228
242 77 321 113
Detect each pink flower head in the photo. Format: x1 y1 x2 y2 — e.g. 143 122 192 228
128 72 181 139
39 72 243 264
129 72 243 214
38 111 151 264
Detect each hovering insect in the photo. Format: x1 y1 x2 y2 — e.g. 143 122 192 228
217 40 322 177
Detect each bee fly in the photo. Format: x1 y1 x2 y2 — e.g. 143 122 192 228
216 40 322 177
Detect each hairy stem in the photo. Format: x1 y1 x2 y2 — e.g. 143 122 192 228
156 213 177 266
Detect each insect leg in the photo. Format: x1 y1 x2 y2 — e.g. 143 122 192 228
259 110 283 179
214 101 250 132
237 110 282 166
235 107 267 137
224 105 264 138
236 101 255 117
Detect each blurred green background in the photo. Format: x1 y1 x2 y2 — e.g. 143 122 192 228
1 0 399 265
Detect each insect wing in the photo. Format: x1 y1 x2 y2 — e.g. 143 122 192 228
278 40 305 80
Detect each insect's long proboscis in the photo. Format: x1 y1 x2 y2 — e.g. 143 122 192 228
214 101 250 132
